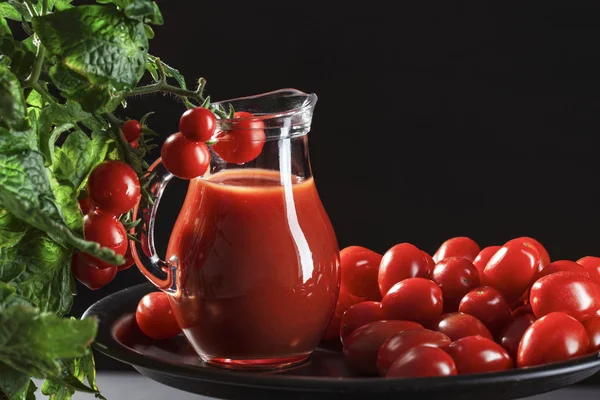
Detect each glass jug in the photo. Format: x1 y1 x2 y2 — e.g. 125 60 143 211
132 89 341 370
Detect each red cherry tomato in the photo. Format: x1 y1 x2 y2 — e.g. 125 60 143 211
473 246 501 276
422 251 435 271
71 253 117 290
498 313 536 360
458 286 513 336
81 211 128 269
340 301 385 344
433 237 480 263
432 257 481 312
482 240 540 303
340 246 382 300
377 329 451 375
386 346 457 378
161 132 210 180
583 316 600 352
87 161 141 215
537 260 590 280
517 312 589 367
576 256 600 285
322 290 365 340
512 304 533 318
530 271 600 322
507 237 550 273
78 197 95 215
212 111 266 164
118 247 135 272
130 140 139 149
382 278 443 326
378 243 432 297
434 312 493 341
179 107 217 143
136 292 181 340
343 320 423 374
121 119 142 143
446 336 513 374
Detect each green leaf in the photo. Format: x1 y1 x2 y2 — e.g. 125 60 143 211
42 351 105 400
0 3 20 21
25 89 42 108
0 125 36 154
0 362 34 400
0 15 11 37
97 0 162 25
0 209 28 248
5 1 32 21
0 64 27 130
41 378 75 400
53 0 73 11
51 179 82 234
143 23 154 39
0 37 35 79
0 304 96 378
0 149 125 266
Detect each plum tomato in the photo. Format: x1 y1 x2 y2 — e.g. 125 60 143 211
530 271 600 322
512 304 533 318
87 161 141 215
343 320 424 374
161 132 210 180
136 292 181 340
179 107 217 142
81 211 128 270
432 257 481 312
583 316 600 352
340 301 385 344
445 336 513 374
212 111 266 164
482 240 540 303
576 256 600 285
377 329 451 376
322 289 365 341
378 243 432 297
71 253 117 290
121 119 142 143
498 313 536 360
517 312 589 367
458 286 513 336
386 346 457 378
433 237 480 263
472 246 501 276
422 251 436 271
537 260 590 280
434 312 493 341
340 246 382 300
382 278 443 326
505 237 550 273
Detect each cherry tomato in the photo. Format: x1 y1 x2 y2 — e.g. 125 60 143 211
78 197 95 215
161 132 211 180
386 346 457 378
340 246 382 300
136 292 181 340
434 312 493 341
212 111 266 164
81 211 128 270
71 253 117 290
576 256 600 285
498 313 536 360
433 237 480 263
537 260 589 280
458 286 513 336
130 140 139 149
530 271 600 322
512 304 533 318
517 312 589 367
343 320 424 374
118 247 135 272
446 336 513 374
322 289 365 340
432 257 481 312
472 246 501 276
507 237 550 273
340 301 385 344
87 161 141 215
121 119 142 143
377 329 451 375
482 240 540 303
422 251 435 271
179 107 217 143
583 316 600 352
382 278 443 326
378 243 432 297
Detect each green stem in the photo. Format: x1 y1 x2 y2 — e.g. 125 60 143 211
42 0 48 14
104 113 134 166
32 83 57 104
23 0 38 17
23 46 45 88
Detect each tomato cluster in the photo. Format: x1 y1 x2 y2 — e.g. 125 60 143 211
326 237 600 377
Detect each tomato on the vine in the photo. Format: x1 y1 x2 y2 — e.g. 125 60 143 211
81 211 128 269
458 286 513 336
136 292 181 340
71 253 117 290
121 119 142 143
433 237 480 263
432 257 481 312
340 301 384 344
87 161 141 215
161 132 210 179
212 111 266 164
340 246 382 300
434 312 493 341
472 246 501 276
179 107 217 142
382 278 443 326
445 336 513 374
378 243 432 297
386 346 457 378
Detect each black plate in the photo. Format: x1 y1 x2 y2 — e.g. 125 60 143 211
83 283 600 400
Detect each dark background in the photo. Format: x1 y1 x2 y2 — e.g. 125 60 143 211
71 1 600 369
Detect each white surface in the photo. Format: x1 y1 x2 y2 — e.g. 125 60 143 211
34 372 600 399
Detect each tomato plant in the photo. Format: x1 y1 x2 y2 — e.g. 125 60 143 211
121 119 142 143
445 336 513 374
340 301 385 344
386 346 457 378
382 278 443 326
378 243 432 297
434 312 493 341
87 161 141 215
458 286 513 336
213 111 266 164
472 246 500 276
162 132 211 180
433 237 480 263
340 246 382 300
81 211 128 270
136 292 182 340
71 253 117 290
432 257 480 312
179 107 217 142
498 313 536 360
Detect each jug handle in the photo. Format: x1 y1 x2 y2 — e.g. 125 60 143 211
130 158 177 294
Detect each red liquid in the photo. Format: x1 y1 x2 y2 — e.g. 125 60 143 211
166 169 340 368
